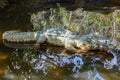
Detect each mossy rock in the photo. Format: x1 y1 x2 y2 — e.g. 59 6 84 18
31 7 120 40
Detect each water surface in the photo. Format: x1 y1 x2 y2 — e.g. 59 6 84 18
0 43 120 80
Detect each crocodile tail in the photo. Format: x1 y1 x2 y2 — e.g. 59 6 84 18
2 31 37 43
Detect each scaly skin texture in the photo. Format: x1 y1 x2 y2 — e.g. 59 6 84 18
2 28 116 52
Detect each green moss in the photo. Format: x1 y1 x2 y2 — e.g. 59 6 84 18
31 7 120 39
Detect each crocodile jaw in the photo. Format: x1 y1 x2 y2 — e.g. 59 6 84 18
2 31 37 43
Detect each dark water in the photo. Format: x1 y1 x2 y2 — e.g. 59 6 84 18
0 1 120 80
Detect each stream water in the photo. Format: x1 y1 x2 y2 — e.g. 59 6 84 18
0 1 120 80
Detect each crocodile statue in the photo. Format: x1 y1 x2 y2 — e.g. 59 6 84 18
2 28 116 52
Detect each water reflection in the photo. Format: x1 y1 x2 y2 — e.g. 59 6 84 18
103 49 120 70
0 45 120 80
10 48 85 75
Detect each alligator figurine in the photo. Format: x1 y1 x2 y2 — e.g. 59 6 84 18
2 28 116 52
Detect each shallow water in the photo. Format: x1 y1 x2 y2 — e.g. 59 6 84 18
0 1 120 80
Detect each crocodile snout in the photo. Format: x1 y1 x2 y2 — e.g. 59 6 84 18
2 31 37 43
